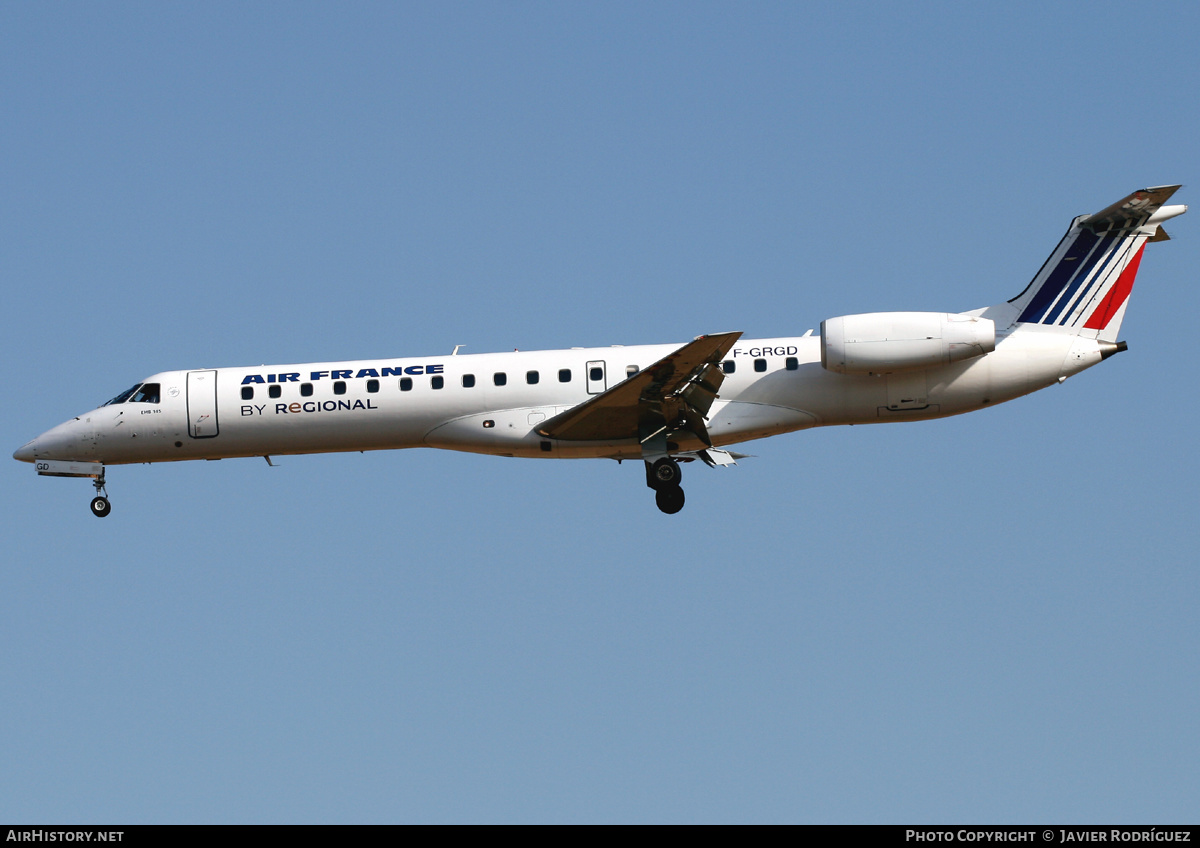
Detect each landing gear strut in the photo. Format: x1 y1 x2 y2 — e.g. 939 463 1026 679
90 468 111 518
646 457 685 514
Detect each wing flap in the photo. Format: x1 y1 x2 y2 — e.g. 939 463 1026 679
678 361 725 417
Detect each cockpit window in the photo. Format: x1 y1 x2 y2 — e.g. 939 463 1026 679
103 384 142 406
129 383 160 404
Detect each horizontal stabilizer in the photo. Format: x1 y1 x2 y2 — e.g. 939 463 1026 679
1081 185 1181 231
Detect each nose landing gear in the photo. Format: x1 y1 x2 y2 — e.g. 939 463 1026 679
89 468 111 518
646 457 685 514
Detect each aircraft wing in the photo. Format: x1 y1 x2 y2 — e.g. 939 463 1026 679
536 331 742 445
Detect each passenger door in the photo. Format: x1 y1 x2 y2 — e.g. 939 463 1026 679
187 370 220 438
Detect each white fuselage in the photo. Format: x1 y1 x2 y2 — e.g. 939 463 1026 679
15 325 1106 468
14 185 1181 518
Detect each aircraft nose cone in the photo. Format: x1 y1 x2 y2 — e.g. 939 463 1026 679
13 418 95 463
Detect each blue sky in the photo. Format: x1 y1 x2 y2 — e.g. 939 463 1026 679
2 2 1197 823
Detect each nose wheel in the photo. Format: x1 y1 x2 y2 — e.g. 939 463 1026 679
646 457 686 514
89 468 111 518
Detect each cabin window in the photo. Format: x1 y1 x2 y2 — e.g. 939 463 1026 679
626 365 639 377
559 369 571 383
754 358 767 373
333 381 347 395
785 357 798 371
722 361 735 374
526 370 539 385
300 383 314 397
494 372 507 387
269 385 282 398
241 386 254 400
431 376 444 390
462 374 476 388
589 366 603 382
400 377 413 392
366 379 379 393
130 383 160 404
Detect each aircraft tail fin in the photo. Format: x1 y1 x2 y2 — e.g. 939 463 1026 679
1001 186 1185 342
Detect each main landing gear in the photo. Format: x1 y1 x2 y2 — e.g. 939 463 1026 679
90 468 111 518
646 457 685 514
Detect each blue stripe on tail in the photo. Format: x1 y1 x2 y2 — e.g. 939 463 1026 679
1055 237 1136 327
1043 234 1118 325
1017 229 1101 324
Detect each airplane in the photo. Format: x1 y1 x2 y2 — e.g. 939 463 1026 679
14 185 1187 517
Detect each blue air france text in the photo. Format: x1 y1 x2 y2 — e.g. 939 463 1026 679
241 364 445 384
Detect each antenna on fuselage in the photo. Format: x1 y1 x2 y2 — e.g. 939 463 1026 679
452 345 463 355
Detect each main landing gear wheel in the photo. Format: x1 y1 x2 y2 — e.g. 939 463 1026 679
655 485 685 515
646 457 686 513
650 457 682 488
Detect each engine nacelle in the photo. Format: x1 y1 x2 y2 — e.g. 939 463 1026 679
821 312 995 375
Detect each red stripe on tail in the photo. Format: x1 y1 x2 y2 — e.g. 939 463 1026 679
1083 243 1144 330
